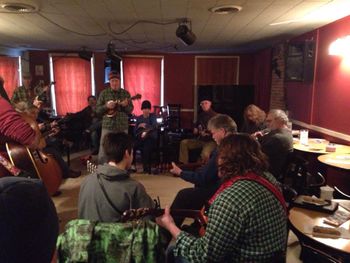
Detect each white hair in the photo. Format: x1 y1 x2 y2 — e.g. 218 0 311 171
268 109 289 125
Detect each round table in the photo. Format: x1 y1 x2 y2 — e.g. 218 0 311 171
318 153 350 170
293 138 350 154
289 200 350 260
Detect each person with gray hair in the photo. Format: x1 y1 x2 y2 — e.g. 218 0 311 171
255 109 293 180
169 114 237 228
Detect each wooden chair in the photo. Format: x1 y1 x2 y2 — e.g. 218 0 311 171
300 243 342 263
289 219 349 263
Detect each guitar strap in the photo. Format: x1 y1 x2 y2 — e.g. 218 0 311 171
209 172 287 214
97 173 124 215
0 152 22 176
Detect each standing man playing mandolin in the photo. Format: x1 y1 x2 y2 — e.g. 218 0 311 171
96 71 134 164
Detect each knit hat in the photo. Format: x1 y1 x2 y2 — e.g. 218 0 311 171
199 94 212 103
141 100 151 110
109 71 120 80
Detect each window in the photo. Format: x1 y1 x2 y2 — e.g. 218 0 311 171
122 56 163 115
49 54 95 116
0 56 20 98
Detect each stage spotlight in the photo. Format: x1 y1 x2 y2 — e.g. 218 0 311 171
78 50 92 61
106 42 122 61
176 24 196 46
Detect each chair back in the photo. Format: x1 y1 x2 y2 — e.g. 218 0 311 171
301 243 342 263
334 186 350 200
282 152 325 195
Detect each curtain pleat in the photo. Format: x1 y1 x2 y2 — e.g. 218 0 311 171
197 57 239 85
253 49 272 111
0 57 19 99
53 57 91 115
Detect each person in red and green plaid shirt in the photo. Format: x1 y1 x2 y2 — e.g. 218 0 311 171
157 133 287 263
96 71 134 164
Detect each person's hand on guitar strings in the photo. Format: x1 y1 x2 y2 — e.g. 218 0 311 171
156 205 181 238
106 100 116 109
119 98 129 107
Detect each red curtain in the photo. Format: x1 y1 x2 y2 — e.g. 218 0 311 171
0 56 19 99
123 57 161 116
53 57 91 115
197 57 239 85
253 48 272 112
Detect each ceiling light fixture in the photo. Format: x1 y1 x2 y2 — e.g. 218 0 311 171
176 19 196 46
0 2 39 13
209 5 242 15
329 36 350 57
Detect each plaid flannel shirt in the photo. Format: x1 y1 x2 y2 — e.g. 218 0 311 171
174 172 287 262
96 87 134 132
11 85 46 107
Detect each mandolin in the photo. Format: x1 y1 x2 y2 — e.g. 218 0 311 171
106 94 141 118
121 207 208 236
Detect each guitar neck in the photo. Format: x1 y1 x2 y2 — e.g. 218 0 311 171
0 152 22 176
121 208 207 225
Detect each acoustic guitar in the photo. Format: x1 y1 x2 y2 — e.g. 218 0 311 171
121 207 208 236
106 94 141 118
3 110 63 196
6 142 63 196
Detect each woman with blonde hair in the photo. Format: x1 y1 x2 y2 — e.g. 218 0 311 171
241 104 266 134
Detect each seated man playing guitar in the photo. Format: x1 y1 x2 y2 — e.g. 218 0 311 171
0 78 45 177
133 100 157 174
170 114 237 229
178 96 217 164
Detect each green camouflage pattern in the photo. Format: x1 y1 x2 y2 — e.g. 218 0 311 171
57 219 166 263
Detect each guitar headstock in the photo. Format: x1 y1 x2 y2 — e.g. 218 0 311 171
131 94 142 100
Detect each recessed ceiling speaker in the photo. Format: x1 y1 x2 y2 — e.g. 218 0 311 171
78 50 93 61
176 24 196 46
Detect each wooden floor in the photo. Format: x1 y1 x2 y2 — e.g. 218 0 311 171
53 150 301 262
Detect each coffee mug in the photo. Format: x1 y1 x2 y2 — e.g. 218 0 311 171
320 185 334 200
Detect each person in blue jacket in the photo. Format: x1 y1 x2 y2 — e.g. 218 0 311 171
169 114 237 228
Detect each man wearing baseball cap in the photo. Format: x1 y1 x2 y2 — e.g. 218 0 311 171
96 71 134 164
178 95 217 164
